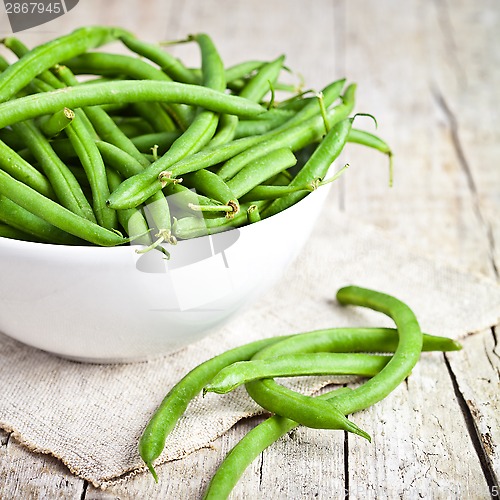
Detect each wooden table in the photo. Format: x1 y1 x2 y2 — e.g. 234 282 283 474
1 0 498 498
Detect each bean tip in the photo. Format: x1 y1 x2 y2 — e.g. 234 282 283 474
146 462 159 483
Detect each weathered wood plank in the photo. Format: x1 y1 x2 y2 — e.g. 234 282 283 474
337 0 499 277
0 429 85 499
447 328 500 482
348 352 492 499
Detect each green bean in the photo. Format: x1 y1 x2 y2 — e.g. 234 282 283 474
2 35 65 91
262 117 353 218
139 336 294 482
119 34 198 85
64 113 118 230
172 200 268 239
10 120 96 222
246 204 261 224
64 52 171 80
227 147 297 199
234 108 297 138
0 80 266 130
0 140 56 199
347 128 394 186
38 107 75 138
204 329 461 394
257 328 460 359
160 136 259 178
183 169 238 211
107 33 228 209
0 195 84 245
239 184 309 202
216 84 355 181
209 55 286 148
331 286 424 414
245 286 424 431
130 131 182 154
106 168 151 245
246 374 371 437
206 353 390 394
132 102 177 133
202 388 353 500
0 26 131 103
96 141 173 239
0 169 126 246
0 222 45 242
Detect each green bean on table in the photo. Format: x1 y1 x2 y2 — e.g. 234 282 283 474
201 288 433 499
138 336 295 482
244 286 423 437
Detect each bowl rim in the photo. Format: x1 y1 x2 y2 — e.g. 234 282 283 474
0 187 330 253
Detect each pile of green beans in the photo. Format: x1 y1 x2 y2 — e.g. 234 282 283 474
0 26 392 248
137 286 462 498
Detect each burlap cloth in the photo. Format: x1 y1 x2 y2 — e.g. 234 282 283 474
1 209 500 488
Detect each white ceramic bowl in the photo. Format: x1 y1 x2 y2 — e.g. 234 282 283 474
0 187 330 363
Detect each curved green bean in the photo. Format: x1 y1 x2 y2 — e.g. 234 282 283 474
139 336 294 482
205 329 461 394
119 34 198 85
245 286 423 432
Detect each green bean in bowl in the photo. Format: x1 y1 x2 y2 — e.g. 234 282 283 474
0 26 392 362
